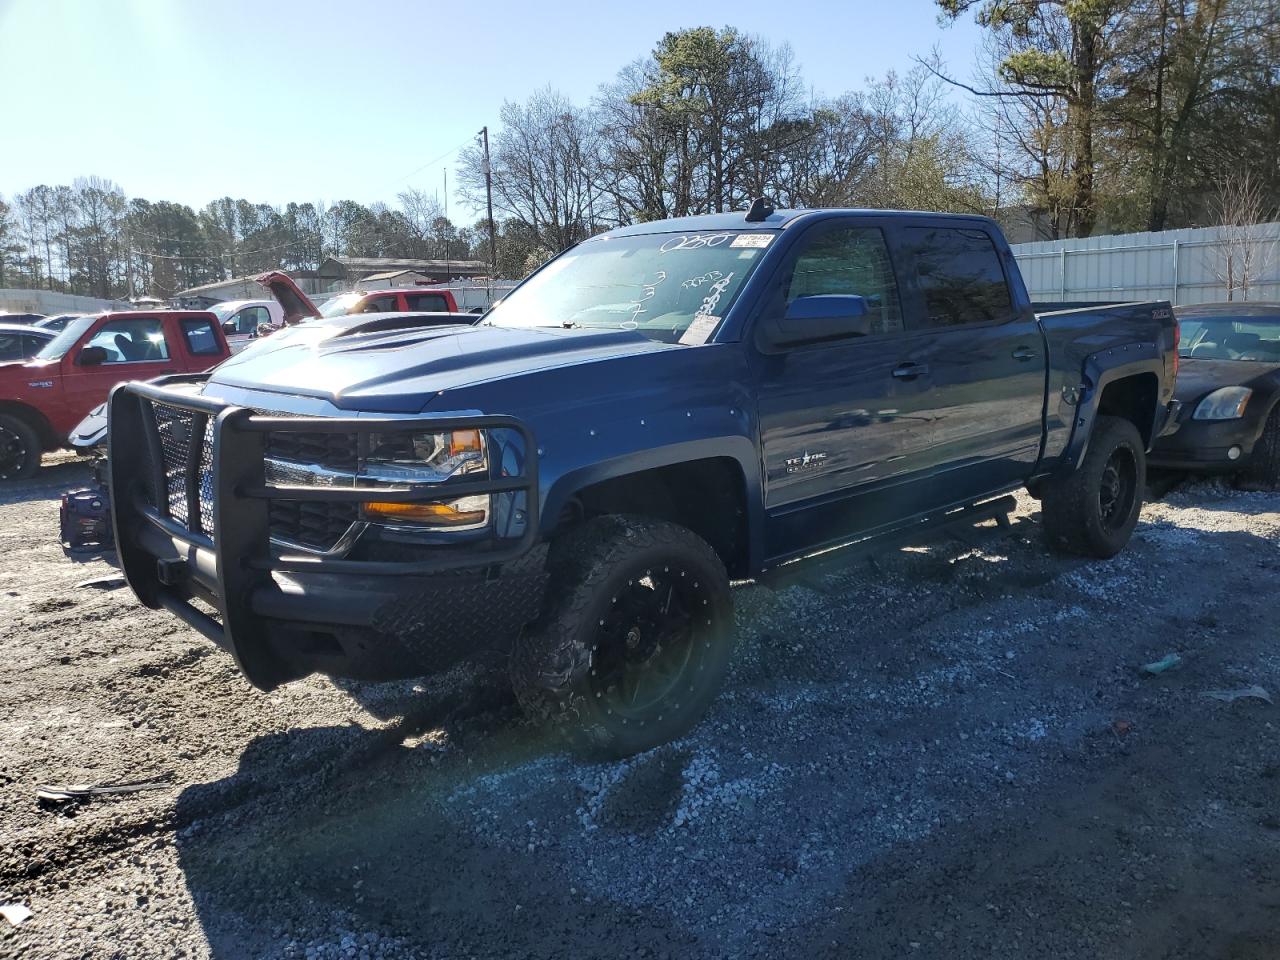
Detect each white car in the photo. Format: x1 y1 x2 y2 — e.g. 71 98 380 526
208 299 285 352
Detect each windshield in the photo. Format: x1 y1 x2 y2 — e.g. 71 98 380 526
319 293 363 318
35 314 97 360
486 231 775 343
209 303 237 321
1178 315 1280 362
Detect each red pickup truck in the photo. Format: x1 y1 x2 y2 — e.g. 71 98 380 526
0 310 231 480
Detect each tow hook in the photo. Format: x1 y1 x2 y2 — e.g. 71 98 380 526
156 557 189 586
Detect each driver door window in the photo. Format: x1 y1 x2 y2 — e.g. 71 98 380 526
787 228 903 335
233 306 269 333
83 318 169 363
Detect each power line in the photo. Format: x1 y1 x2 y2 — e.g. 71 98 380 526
392 137 474 186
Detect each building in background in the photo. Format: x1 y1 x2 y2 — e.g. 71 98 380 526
0 289 131 316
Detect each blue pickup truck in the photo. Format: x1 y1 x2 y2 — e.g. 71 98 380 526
108 206 1178 756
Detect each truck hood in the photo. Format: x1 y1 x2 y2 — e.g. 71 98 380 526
1173 357 1280 403
204 319 682 412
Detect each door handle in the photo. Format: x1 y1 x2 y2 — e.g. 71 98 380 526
1011 346 1038 361
891 362 930 380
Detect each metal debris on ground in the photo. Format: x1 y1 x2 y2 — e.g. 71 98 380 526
75 573 127 591
1202 686 1273 705
0 903 32 927
36 777 173 803
1140 653 1183 674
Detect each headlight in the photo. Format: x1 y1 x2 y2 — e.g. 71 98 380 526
1193 387 1252 420
359 430 489 529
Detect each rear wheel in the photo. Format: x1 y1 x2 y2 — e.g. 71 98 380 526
510 515 733 757
0 414 41 481
1238 406 1280 491
1042 415 1145 559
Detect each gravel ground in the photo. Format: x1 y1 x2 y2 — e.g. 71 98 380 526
2 454 1279 959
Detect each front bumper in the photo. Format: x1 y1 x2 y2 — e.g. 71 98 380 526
1149 404 1262 471
108 376 546 688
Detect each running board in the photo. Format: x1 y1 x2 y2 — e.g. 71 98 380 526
759 495 1018 590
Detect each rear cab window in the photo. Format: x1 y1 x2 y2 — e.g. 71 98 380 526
902 226 1014 329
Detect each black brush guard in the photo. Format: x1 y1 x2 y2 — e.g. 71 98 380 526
108 375 541 688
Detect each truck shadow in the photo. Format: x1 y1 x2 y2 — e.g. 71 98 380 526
170 521 1280 958
172 709 696 958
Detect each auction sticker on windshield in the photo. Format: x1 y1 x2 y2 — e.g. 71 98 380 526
730 234 773 248
679 314 720 346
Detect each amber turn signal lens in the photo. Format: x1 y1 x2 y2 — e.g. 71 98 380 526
449 430 482 457
361 500 486 526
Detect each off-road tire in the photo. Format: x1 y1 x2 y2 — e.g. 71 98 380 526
1042 415 1145 559
0 414 41 481
510 515 733 758
1238 406 1280 491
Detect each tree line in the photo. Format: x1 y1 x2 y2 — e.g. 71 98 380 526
0 181 493 301
2 4 1277 300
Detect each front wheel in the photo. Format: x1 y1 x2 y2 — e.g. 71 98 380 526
1238 406 1280 491
0 414 41 481
510 516 734 758
1042 415 1146 559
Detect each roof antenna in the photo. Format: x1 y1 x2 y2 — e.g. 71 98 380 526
744 197 775 223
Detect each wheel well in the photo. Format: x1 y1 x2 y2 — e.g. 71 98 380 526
0 401 57 449
1097 373 1159 447
562 457 750 578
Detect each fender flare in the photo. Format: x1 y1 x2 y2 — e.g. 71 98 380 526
1056 347 1166 477
540 435 765 573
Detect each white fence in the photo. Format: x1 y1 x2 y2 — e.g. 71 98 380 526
1011 221 1280 305
0 288 132 315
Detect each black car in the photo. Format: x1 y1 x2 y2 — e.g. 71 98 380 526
0 312 46 326
0 323 55 362
1150 302 1280 488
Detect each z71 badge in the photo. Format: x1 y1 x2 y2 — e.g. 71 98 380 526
27 380 53 389
785 450 829 474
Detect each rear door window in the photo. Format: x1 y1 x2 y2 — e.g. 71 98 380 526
406 292 449 312
181 318 223 356
903 227 1013 329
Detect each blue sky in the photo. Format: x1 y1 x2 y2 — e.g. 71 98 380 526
1 0 985 220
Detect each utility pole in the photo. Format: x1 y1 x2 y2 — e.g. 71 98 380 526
443 167 450 285
480 126 497 278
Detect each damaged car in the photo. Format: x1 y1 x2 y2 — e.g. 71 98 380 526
107 205 1178 756
1150 302 1280 488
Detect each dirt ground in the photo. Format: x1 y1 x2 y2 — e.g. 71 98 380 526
1 453 1278 959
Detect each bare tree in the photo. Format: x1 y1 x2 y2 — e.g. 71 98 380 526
457 89 602 255
1210 166 1276 300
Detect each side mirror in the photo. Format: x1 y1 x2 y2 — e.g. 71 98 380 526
78 345 109 366
222 320 237 334
761 295 871 349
